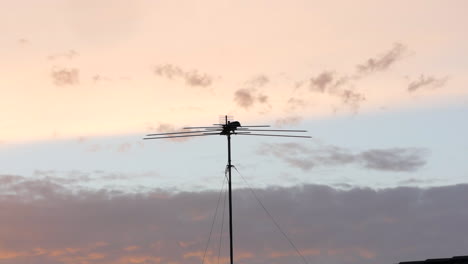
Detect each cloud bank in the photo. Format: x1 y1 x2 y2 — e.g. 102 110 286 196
0 174 467 264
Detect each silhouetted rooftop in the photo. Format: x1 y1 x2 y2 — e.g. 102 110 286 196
399 256 468 264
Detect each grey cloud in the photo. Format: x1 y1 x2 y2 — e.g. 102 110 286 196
51 68 79 86
258 143 428 172
184 71 213 87
360 148 428 172
234 89 268 109
398 178 441 185
304 71 349 93
408 75 448 92
234 75 271 110
0 174 25 185
153 64 183 79
309 71 335 92
258 142 317 171
234 89 255 108
0 175 467 264
356 43 407 74
153 64 213 87
303 71 364 112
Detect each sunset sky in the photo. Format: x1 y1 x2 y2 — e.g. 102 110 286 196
1 0 468 263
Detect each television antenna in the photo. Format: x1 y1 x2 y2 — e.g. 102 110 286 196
143 115 311 264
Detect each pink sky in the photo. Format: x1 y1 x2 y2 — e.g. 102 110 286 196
1 0 467 142
1 1 468 263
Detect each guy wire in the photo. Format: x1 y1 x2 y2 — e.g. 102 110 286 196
232 165 310 264
202 174 227 264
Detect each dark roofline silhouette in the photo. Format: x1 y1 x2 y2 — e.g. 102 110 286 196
399 255 468 264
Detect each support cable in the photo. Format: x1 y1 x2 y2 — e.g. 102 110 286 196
202 176 227 264
232 166 310 264
218 175 228 264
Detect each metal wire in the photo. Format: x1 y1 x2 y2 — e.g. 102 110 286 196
218 176 228 264
202 176 227 264
232 166 310 264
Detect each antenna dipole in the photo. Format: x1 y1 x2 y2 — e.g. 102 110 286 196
143 115 311 264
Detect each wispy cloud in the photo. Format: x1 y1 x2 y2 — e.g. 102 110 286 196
145 122 191 142
18 38 30 45
234 88 269 109
339 89 366 113
275 116 302 127
359 148 427 172
6 170 159 188
91 74 112 83
184 71 213 87
47 50 79 61
51 67 80 86
153 64 213 87
0 175 467 264
285 97 307 112
308 71 336 92
301 71 364 112
246 74 270 88
356 43 407 75
407 75 448 92
153 64 183 79
258 142 428 172
233 75 271 110
234 89 255 108
294 43 408 113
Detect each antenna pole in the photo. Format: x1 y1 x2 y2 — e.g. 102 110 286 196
144 115 311 264
227 116 234 264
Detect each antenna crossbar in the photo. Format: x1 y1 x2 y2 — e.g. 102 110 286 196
236 133 311 138
146 130 221 136
143 132 219 140
236 129 307 132
183 126 222 129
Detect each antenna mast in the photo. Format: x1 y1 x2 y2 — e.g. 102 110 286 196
226 116 234 264
144 115 311 264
